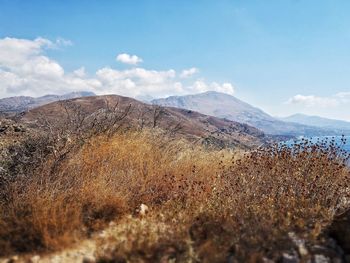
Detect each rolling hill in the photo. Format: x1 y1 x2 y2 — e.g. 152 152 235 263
17 95 273 150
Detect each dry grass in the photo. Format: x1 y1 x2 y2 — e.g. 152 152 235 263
0 130 349 262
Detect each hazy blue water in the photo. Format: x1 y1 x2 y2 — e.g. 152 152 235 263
284 136 350 153
338 136 350 152
310 136 350 152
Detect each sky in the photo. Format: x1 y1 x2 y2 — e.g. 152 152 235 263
0 0 349 121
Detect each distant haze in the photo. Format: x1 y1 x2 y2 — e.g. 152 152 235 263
281 114 350 131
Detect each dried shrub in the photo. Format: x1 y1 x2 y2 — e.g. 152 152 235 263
0 128 349 262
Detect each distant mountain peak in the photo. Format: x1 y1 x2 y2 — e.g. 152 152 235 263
152 92 350 136
0 91 96 113
281 113 350 131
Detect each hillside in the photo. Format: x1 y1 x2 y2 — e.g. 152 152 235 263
1 102 349 262
3 91 348 137
152 91 349 136
0 91 95 113
16 94 272 150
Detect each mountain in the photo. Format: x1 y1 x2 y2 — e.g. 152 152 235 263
18 95 274 150
0 91 95 113
153 91 275 123
281 114 350 132
152 91 349 136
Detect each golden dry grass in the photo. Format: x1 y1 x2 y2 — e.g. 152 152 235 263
0 130 349 262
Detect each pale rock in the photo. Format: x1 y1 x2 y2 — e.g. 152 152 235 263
281 252 299 263
139 203 149 216
30 255 40 263
288 232 308 257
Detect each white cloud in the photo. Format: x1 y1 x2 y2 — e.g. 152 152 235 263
116 53 143 65
0 37 52 67
335 92 350 103
73 67 86 78
213 82 235 95
180 67 199 78
284 92 350 121
0 37 97 97
55 37 73 47
95 67 180 97
190 80 235 95
0 37 235 99
286 94 339 107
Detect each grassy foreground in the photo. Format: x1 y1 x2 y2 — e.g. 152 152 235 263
0 129 349 262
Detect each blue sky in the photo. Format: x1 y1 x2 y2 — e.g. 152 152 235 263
0 0 350 120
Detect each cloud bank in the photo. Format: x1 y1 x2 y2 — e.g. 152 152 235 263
285 92 350 121
0 37 235 99
180 67 199 78
286 93 350 107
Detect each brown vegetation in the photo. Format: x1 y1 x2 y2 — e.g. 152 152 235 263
0 124 349 262
0 96 349 262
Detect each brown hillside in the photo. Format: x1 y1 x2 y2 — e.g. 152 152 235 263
21 95 269 150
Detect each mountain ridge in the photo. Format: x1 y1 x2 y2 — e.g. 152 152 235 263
2 90 349 137
152 91 350 136
0 91 96 113
281 113 350 131
16 94 275 150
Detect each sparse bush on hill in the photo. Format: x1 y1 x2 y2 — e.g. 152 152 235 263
0 119 349 261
